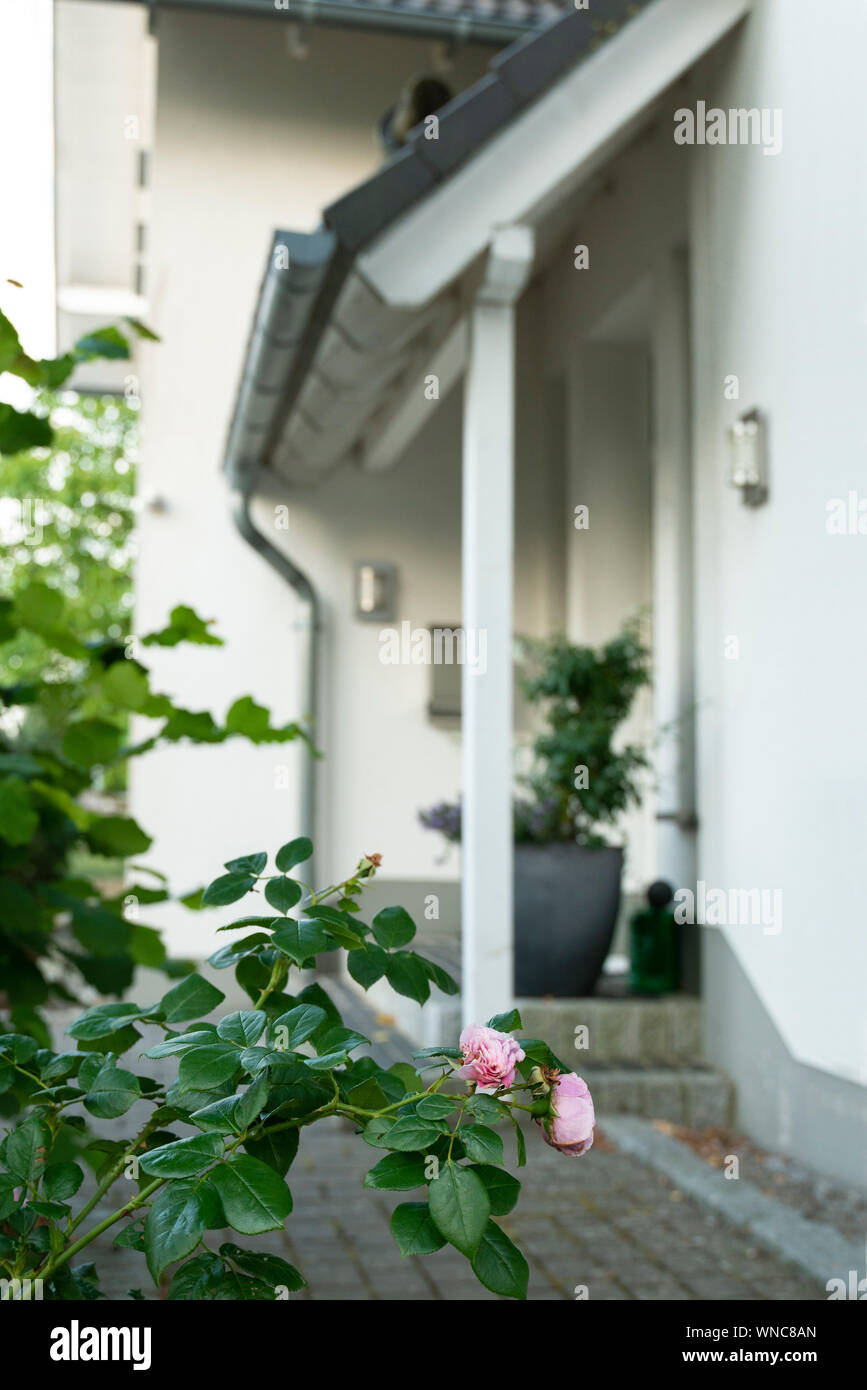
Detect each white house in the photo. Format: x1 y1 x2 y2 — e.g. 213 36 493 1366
52 0 867 1189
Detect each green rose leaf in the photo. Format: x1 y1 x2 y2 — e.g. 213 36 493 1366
304 1050 346 1071
419 957 460 996
471 1220 529 1300
139 1133 224 1179
271 1003 326 1051
243 1126 299 1177
384 952 430 1005
208 1155 292 1234
189 1096 242 1135
177 1044 240 1094
201 872 257 907
347 945 388 989
83 1063 140 1118
416 1095 457 1119
234 1074 270 1130
68 1002 148 1041
470 1164 521 1216
428 1162 490 1258
264 877 302 914
224 852 267 875
391 1202 447 1257
316 1025 369 1055
465 1093 510 1124
43 1162 85 1202
460 1125 505 1166
486 1008 523 1033
305 904 366 949
371 905 416 950
216 1010 266 1047
512 1117 527 1168
144 1181 208 1282
220 1244 306 1291
271 919 330 966
145 1029 218 1058
0 1174 21 1221
0 1033 39 1064
275 837 313 872
362 1117 397 1148
159 973 225 1023
5 1116 49 1183
383 1115 447 1152
363 1152 428 1191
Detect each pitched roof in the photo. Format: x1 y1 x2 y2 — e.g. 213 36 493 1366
224 0 656 491
223 0 752 491
97 0 568 45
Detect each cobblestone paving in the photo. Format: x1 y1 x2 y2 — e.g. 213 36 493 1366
54 979 825 1302
90 1107 825 1301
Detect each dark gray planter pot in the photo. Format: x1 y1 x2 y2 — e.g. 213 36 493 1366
513 842 623 997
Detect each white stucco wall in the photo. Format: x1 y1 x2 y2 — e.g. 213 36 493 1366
689 0 867 1086
127 10 559 954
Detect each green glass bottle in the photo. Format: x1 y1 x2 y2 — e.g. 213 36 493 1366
629 880 680 995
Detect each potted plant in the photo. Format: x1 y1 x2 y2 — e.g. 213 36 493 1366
420 621 650 997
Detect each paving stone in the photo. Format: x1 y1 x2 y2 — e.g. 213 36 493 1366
54 987 826 1303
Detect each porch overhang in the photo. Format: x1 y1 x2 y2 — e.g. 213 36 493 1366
222 0 752 494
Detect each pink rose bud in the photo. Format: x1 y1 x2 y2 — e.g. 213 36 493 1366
457 1023 526 1091
536 1071 595 1156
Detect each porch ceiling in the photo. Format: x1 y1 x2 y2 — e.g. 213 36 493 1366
222 0 751 495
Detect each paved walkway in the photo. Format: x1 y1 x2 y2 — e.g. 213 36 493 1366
75 979 824 1302
88 1111 823 1300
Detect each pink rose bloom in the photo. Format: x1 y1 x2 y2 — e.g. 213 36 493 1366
537 1071 595 1156
458 1023 525 1091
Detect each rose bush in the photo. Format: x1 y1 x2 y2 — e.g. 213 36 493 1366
0 839 593 1301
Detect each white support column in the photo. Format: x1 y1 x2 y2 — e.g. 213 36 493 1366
651 249 698 978
461 226 534 1027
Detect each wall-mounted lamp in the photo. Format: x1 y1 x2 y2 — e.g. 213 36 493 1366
728 408 768 506
354 561 396 622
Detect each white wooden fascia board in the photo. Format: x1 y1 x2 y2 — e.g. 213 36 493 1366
357 0 752 308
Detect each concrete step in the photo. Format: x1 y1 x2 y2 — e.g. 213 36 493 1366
517 996 705 1067
584 1064 734 1129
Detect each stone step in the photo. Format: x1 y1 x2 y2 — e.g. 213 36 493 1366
515 996 704 1066
584 1065 734 1129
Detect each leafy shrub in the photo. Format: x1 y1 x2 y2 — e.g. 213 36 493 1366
0 307 301 1038
0 841 585 1301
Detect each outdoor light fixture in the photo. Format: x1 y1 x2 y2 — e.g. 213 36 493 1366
728 408 768 506
354 561 396 621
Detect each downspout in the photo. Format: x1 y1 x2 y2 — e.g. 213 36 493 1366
231 480 320 886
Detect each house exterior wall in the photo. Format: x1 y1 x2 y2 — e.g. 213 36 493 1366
123 8 555 955
54 0 154 390
538 126 690 902
687 0 867 1179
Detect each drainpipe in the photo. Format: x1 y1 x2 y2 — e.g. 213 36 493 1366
231 481 320 887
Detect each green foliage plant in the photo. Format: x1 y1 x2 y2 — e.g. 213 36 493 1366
0 841 577 1300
